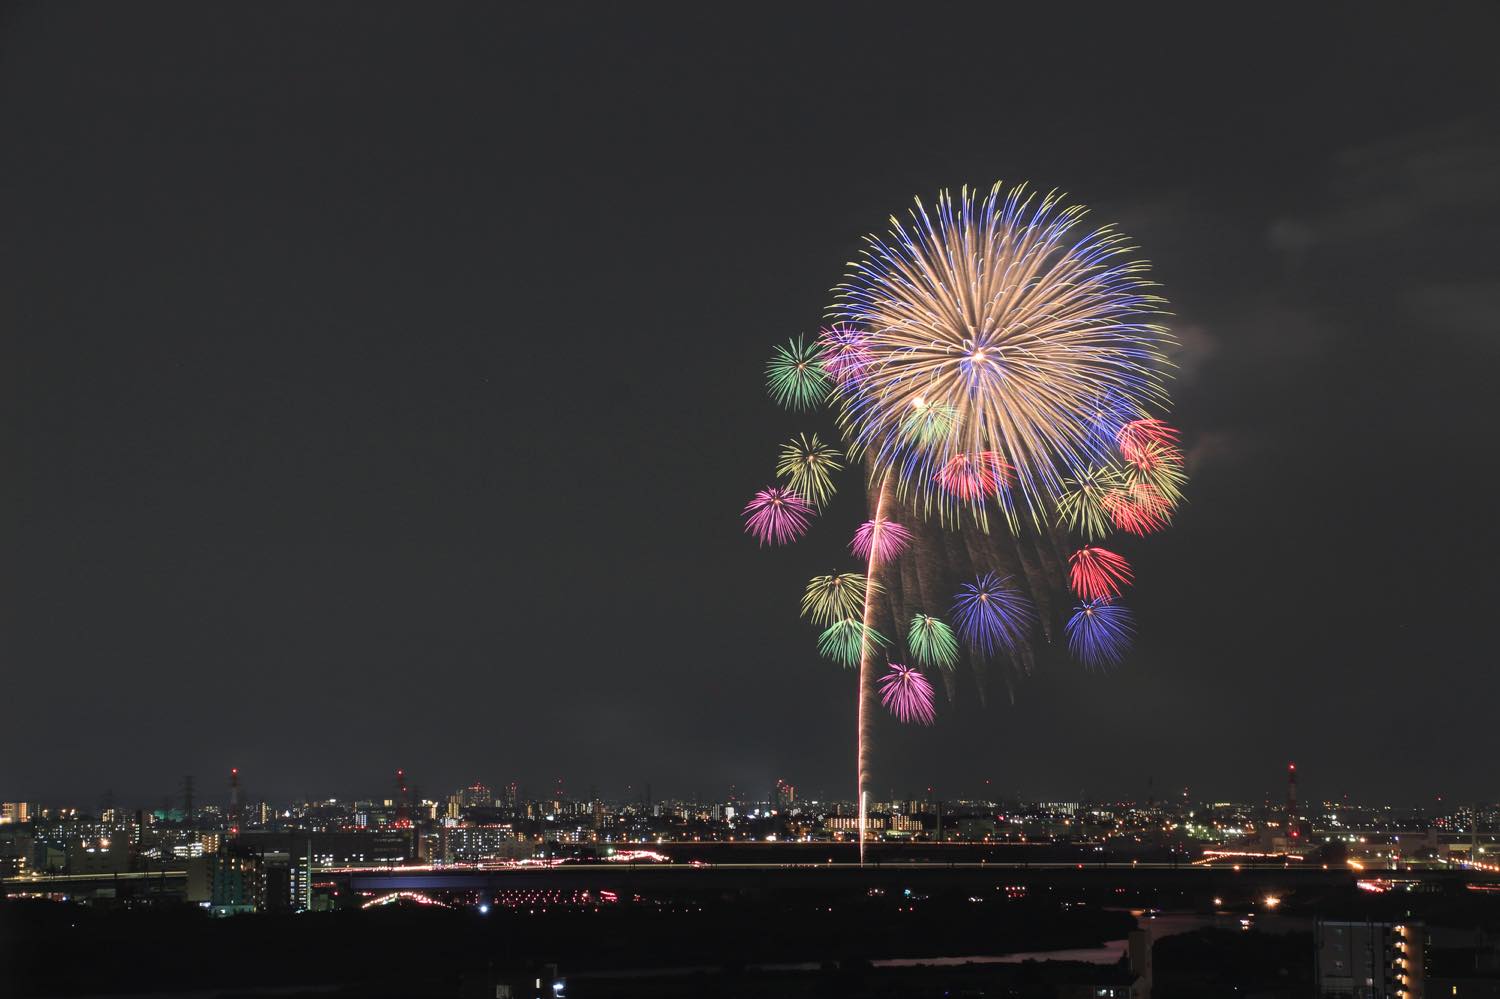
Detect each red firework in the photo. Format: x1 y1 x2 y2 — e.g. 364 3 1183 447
934 451 1014 501
1068 546 1133 601
1117 419 1181 467
1124 439 1184 474
1103 482 1172 535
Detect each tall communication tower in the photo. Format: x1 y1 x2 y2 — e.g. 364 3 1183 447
395 769 411 827
1286 762 1301 841
228 767 243 836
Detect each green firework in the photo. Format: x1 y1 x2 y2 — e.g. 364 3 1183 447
898 398 957 447
775 433 843 508
765 335 831 410
818 619 888 669
907 614 960 671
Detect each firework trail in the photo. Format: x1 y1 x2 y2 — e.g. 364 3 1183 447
879 664 936 725
850 518 913 564
855 471 894 862
743 181 1186 865
1066 598 1135 668
1068 546 1132 601
776 433 843 508
818 619 887 668
741 487 813 546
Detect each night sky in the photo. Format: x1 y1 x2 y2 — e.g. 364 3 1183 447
3 4 1497 808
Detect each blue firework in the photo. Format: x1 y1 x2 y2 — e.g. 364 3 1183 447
951 572 1034 658
1084 388 1146 450
1066 598 1135 669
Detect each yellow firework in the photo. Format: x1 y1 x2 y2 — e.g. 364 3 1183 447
830 182 1173 525
775 433 843 508
800 572 878 628
1057 464 1126 541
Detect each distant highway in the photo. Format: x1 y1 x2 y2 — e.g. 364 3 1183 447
9 855 1496 897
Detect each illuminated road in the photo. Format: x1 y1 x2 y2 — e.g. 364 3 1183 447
9 854 1497 897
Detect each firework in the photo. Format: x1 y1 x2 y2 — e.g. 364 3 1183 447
1117 419 1180 465
1066 598 1135 668
1068 546 1133 601
816 323 872 386
1121 441 1187 507
899 398 958 447
766 335 831 410
951 572 1035 658
1085 388 1146 448
878 664 936 725
850 518 913 564
802 572 877 627
741 487 813 546
830 182 1171 520
744 181 1185 869
934 451 1013 502
776 433 843 508
1104 481 1172 535
1057 464 1124 541
818 619 888 669
907 614 960 671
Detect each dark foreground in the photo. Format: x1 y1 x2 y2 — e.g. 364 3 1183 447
4 864 1498 997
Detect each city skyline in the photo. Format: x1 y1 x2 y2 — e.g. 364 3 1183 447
7 758 1491 816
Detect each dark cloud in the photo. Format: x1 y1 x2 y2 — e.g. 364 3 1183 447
1 3 1496 807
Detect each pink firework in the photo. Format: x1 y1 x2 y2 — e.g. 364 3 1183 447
1069 546 1133 601
1103 482 1171 535
934 451 1014 501
816 323 873 386
878 663 935 725
850 518 913 564
1116 419 1181 467
741 487 814 546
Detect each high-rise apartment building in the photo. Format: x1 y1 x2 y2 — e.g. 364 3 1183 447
1317 919 1425 999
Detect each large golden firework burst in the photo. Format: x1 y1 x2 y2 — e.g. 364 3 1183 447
829 182 1174 528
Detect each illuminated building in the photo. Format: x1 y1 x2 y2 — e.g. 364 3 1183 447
447 825 531 862
0 802 35 824
1317 919 1426 999
825 815 886 834
192 841 312 915
459 782 494 811
66 837 130 874
239 829 411 866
